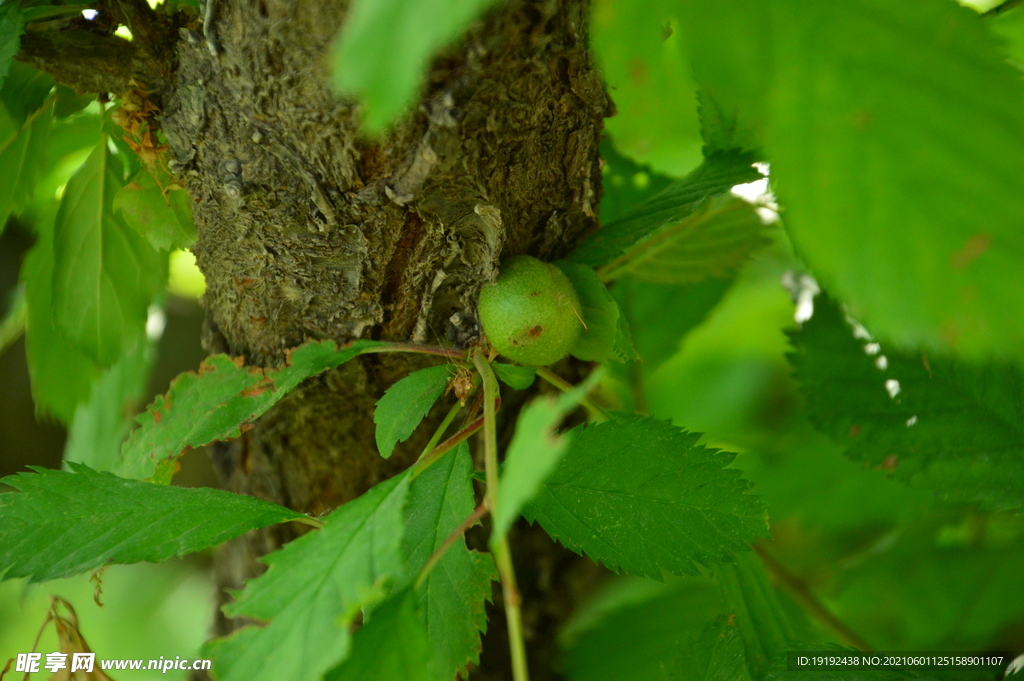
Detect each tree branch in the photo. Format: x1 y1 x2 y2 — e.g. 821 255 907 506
18 29 139 95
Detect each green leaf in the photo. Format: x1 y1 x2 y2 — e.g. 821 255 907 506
114 167 196 251
789 296 1024 511
332 0 497 132
492 362 536 390
570 151 762 268
682 0 1024 358
599 196 770 286
121 339 387 481
51 135 165 367
0 462 305 583
326 589 441 681
698 88 760 157
21 5 92 23
562 575 730 681
374 364 451 459
0 64 55 230
0 3 23 91
714 552 798 680
492 374 599 543
522 417 768 578
591 0 702 175
21 204 101 423
598 138 676 225
555 261 635 363
64 339 155 473
404 443 496 678
208 474 410 681
612 276 733 373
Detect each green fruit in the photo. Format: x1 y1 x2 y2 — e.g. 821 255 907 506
478 255 583 366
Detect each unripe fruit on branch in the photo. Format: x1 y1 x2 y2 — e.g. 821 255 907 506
477 256 583 366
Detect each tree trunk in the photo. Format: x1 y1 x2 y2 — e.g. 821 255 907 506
26 0 612 677
165 0 610 677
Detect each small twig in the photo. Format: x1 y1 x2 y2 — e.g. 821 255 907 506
368 343 467 360
535 367 610 422
417 400 463 462
414 503 488 590
411 413 487 479
753 544 873 652
289 515 324 529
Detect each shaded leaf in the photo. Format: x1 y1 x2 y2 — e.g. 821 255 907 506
332 0 497 132
64 339 155 473
556 261 634 363
599 197 770 285
570 151 762 268
492 374 599 542
375 364 451 459
51 136 164 366
114 166 196 251
0 63 55 229
591 0 702 175
0 462 305 583
0 4 23 91
326 588 441 681
598 138 675 225
207 475 410 681
121 339 386 481
492 363 536 390
522 417 768 578
682 0 1024 358
789 296 1024 511
404 443 496 678
21 203 101 423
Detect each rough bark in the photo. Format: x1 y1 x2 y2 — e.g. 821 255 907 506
24 0 611 677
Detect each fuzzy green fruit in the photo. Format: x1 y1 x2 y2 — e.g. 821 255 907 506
478 255 583 366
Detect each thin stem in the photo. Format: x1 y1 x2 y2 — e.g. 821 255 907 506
414 503 488 590
289 516 324 529
473 351 501 521
535 367 609 422
411 414 485 479
753 544 873 652
417 400 463 462
367 343 466 360
473 349 530 681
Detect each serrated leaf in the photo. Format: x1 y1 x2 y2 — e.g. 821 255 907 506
404 443 496 678
570 151 762 268
22 204 101 423
492 363 536 390
492 374 600 543
0 462 306 583
556 261 634 363
522 417 768 578
51 135 165 367
114 166 196 251
207 474 410 681
121 339 387 481
599 138 676 225
682 0 1024 359
698 88 759 157
599 196 769 285
789 295 1024 511
714 552 798 680
332 0 497 133
0 3 23 91
64 339 155 473
326 588 441 681
375 364 451 459
591 0 702 175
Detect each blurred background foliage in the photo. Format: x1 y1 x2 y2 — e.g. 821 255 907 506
3 0 1024 677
